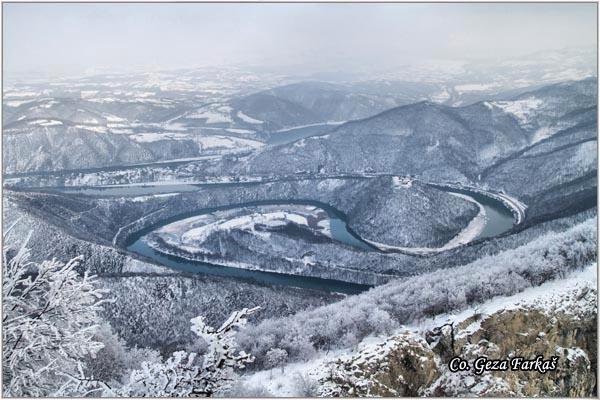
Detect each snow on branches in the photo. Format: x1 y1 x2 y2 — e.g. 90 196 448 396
265 348 288 375
119 307 260 397
2 229 108 397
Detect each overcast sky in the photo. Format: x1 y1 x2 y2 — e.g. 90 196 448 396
3 3 597 78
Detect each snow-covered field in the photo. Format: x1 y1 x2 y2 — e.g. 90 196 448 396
490 97 543 125
187 104 234 124
237 111 263 124
455 82 502 93
129 132 264 151
147 205 332 254
196 135 263 150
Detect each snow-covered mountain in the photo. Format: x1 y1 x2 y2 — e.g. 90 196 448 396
244 78 596 180
4 69 596 176
2 4 598 396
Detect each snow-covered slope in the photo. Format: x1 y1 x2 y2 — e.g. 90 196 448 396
243 78 596 182
239 263 597 397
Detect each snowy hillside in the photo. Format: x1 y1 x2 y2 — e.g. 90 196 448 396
238 263 596 396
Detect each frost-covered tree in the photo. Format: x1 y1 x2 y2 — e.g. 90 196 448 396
2 229 108 397
265 348 288 377
118 307 260 397
85 321 162 385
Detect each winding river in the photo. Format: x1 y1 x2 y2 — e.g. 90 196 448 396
128 229 371 295
117 184 517 294
31 180 518 294
124 199 375 294
435 186 516 240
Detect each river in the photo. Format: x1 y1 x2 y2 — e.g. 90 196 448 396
437 186 516 240
26 180 517 294
124 199 375 294
119 184 516 294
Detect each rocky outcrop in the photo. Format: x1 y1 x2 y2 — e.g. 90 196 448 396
320 333 441 397
320 281 597 397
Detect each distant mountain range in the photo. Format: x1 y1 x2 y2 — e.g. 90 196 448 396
3 73 596 199
244 78 595 173
242 78 597 219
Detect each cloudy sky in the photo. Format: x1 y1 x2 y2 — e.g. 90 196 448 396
3 3 597 78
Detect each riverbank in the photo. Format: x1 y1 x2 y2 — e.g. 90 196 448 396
362 191 488 255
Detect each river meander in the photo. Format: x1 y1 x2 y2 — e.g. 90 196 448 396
119 184 516 294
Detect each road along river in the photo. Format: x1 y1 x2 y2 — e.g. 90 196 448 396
364 184 519 255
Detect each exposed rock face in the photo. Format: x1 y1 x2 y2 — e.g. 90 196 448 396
320 333 441 397
321 282 597 397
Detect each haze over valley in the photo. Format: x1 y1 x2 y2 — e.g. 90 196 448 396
2 3 598 397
